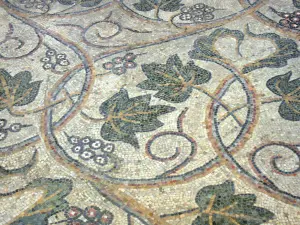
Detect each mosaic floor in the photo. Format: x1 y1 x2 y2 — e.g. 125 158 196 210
1 0 300 224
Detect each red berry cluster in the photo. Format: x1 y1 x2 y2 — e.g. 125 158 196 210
65 206 114 225
271 7 300 29
102 53 137 75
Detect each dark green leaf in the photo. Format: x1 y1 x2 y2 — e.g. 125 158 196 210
0 69 42 111
242 25 300 74
99 89 175 148
160 0 183 12
137 54 211 103
133 0 156 11
189 28 244 62
192 180 275 225
294 0 300 8
57 0 102 7
9 178 72 225
267 72 300 121
133 0 183 12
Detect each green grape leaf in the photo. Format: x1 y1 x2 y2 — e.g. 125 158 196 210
294 0 300 8
192 180 275 225
267 71 300 121
137 54 211 103
57 0 102 7
99 89 175 148
242 25 300 74
133 0 183 12
189 28 245 61
0 69 42 111
6 178 72 225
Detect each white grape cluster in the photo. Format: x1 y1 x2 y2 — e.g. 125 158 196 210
179 3 215 23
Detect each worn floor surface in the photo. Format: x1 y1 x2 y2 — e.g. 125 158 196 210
0 0 300 224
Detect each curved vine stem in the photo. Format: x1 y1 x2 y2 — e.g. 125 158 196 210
218 96 283 123
192 85 244 126
7 92 81 117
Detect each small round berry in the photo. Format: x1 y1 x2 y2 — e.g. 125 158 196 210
123 53 136 61
69 136 80 144
192 15 204 23
112 66 126 75
99 210 114 225
81 136 91 144
40 57 50 62
0 119 7 128
84 206 101 221
46 49 56 56
58 59 70 66
102 143 115 154
290 16 300 23
180 6 190 13
282 13 291 18
123 61 137 69
204 7 215 13
65 206 82 219
102 62 114 70
79 149 95 160
112 57 123 64
35 3 46 9
43 63 53 70
290 23 299 28
179 13 192 20
204 13 214 20
193 10 204 16
293 10 300 17
40 5 49 12
67 220 84 225
56 53 66 59
71 145 84 154
9 123 22 132
193 3 205 10
0 129 8 141
279 19 290 27
89 139 103 150
93 155 108 166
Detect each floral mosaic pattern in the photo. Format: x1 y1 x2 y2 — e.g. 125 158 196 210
0 0 300 225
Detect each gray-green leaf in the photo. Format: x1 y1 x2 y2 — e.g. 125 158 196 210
0 69 42 111
242 25 300 74
189 28 244 61
192 180 275 225
99 89 176 148
133 0 183 12
137 54 211 103
7 178 72 225
267 71 300 121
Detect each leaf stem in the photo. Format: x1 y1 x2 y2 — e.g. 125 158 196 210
7 92 80 116
80 111 106 122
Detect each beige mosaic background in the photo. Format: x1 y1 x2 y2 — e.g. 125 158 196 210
0 0 300 224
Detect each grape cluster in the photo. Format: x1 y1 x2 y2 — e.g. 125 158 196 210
67 134 115 166
102 52 137 75
0 119 31 141
64 206 114 225
278 10 300 29
179 3 215 23
40 48 70 71
19 0 53 12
